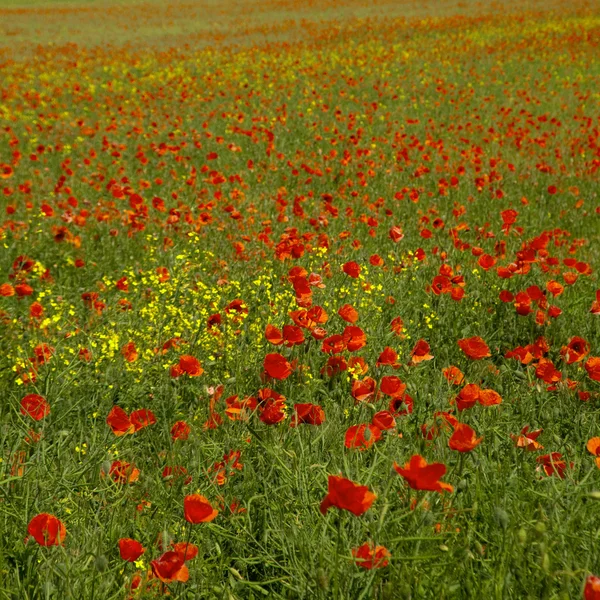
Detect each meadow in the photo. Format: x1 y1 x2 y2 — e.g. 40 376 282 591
1 0 600 598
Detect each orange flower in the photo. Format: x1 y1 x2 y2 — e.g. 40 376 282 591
344 424 382 450
106 406 134 436
172 542 198 562
151 551 189 583
455 384 481 410
121 341 138 363
27 513 66 546
0 283 15 297
130 409 156 432
379 375 407 398
457 336 491 360
442 366 464 385
585 575 600 600
108 461 140 484
352 542 390 569
183 494 218 523
371 411 396 430
338 303 359 323
409 339 433 364
390 316 405 337
265 324 284 345
263 353 292 380
587 437 600 469
342 261 360 278
448 423 483 452
376 347 400 367
591 291 600 315
585 357 600 382
342 326 366 352
535 358 562 384
319 475 376 516
394 455 453 493
171 420 191 441
511 426 543 451
478 389 502 406
291 403 325 426
20 394 50 421
178 355 203 376
118 538 145 562
560 336 590 364
351 377 376 403
536 453 570 479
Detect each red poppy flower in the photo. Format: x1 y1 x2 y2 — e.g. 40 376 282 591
321 334 346 354
585 575 600 599
178 355 203 376
442 366 464 385
0 283 15 297
338 303 359 324
27 513 66 546
394 455 453 493
343 261 360 278
118 538 145 562
116 277 129 292
372 410 396 430
172 542 198 562
15 283 34 297
448 423 483 452
171 420 191 441
591 291 600 315
151 551 189 583
344 424 382 450
535 358 562 384
319 475 376 516
457 337 491 360
389 226 404 243
263 353 292 380
511 426 543 451
342 326 366 352
183 494 218 523
376 347 400 367
587 438 600 469
351 377 376 403
585 357 600 382
259 398 287 425
410 339 433 364
282 325 304 347
560 336 590 364
108 461 140 484
20 394 50 421
536 453 571 478
291 403 325 426
130 409 156 432
121 341 138 363
106 406 134 436
379 375 407 399
478 389 502 407
352 542 390 569
455 384 481 410
390 316 405 337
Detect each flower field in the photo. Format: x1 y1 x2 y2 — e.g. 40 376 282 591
2 0 600 597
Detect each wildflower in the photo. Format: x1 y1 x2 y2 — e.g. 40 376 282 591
27 513 66 546
320 475 376 516
352 542 390 569
183 494 218 523
394 455 453 493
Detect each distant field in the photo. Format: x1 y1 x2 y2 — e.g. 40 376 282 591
1 0 600 599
